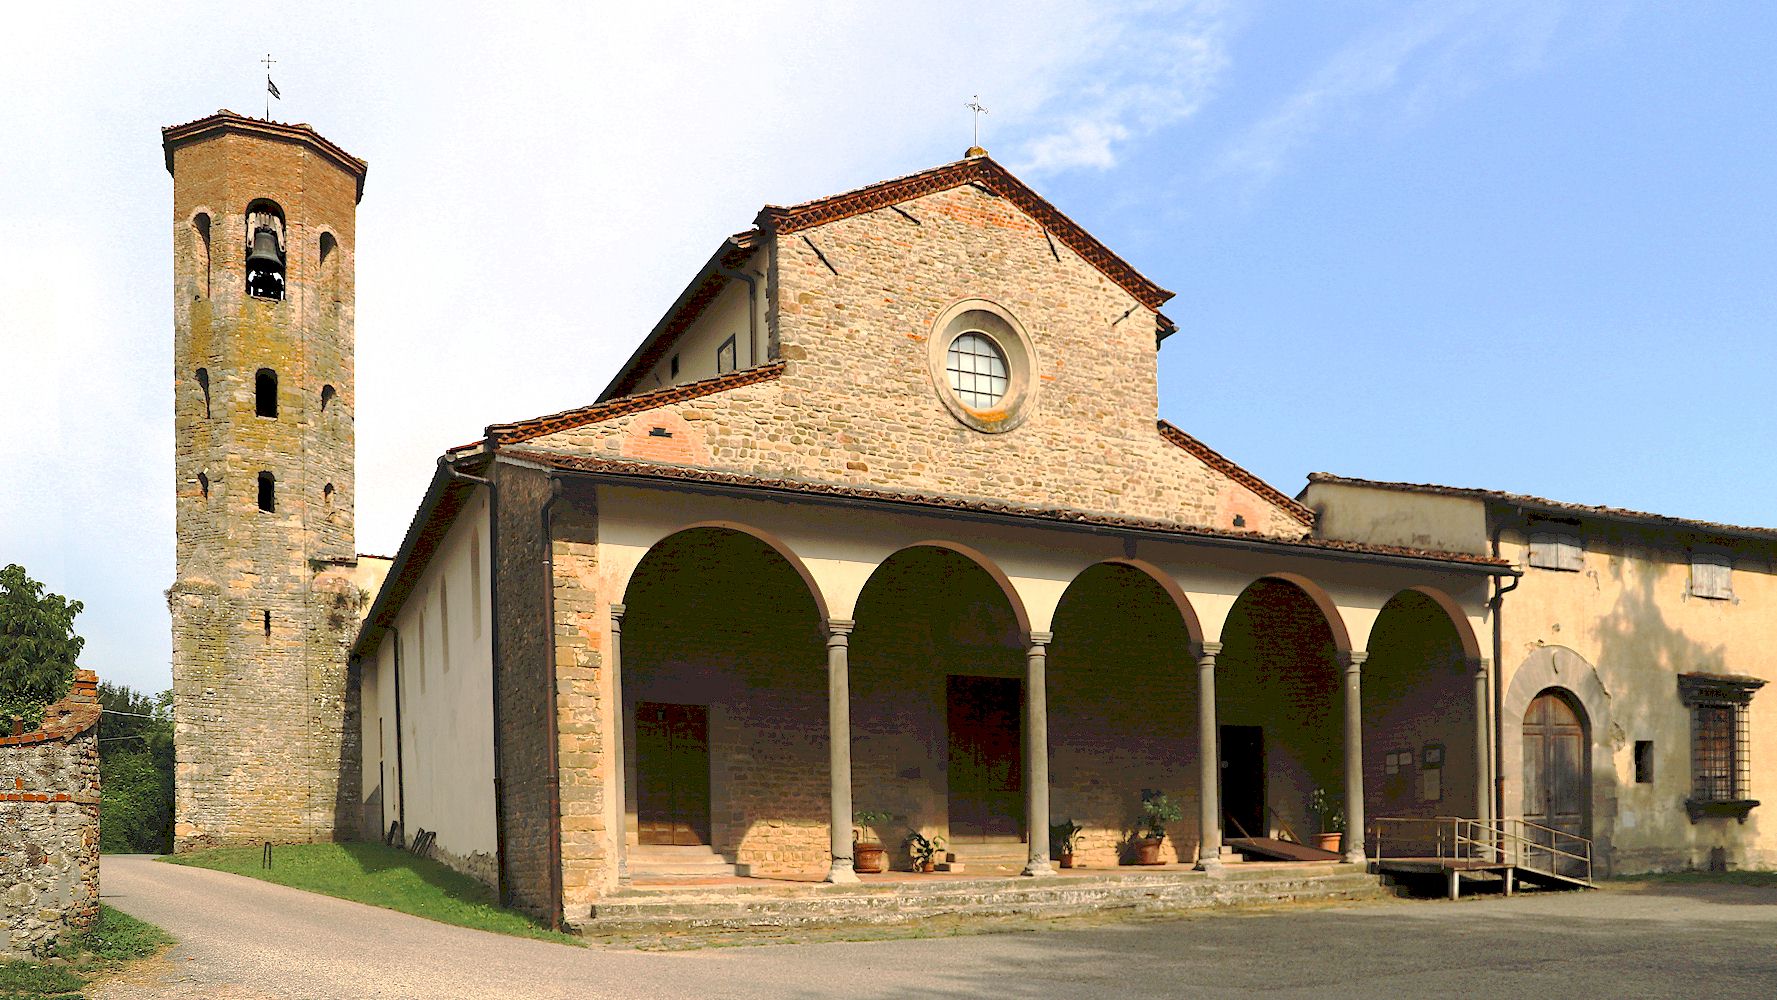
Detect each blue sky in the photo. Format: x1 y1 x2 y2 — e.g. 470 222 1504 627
2 2 1773 693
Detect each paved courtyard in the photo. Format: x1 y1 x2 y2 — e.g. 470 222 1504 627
94 855 1776 999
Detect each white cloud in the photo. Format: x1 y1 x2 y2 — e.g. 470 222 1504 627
1219 0 1565 181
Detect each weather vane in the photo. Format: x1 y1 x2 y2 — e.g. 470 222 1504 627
261 53 281 120
965 95 989 153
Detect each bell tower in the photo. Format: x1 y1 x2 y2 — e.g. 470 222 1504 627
163 111 368 850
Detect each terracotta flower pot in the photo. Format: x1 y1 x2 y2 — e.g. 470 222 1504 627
1134 837 1164 865
854 843 888 874
919 860 935 873
1057 852 1074 869
1313 832 1343 853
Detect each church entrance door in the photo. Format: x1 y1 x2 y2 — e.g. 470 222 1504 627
1522 689 1588 877
947 675 1024 843
636 702 711 847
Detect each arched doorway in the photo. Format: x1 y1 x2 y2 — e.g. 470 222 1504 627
1522 688 1590 876
1363 589 1479 823
622 526 826 873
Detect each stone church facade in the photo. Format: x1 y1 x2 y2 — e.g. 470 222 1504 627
165 113 1775 927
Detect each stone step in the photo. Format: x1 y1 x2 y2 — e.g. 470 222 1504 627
580 865 1383 932
628 845 740 879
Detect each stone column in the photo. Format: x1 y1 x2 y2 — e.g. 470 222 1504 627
1342 650 1368 865
825 619 859 884
1473 656 1493 856
1195 641 1224 870
609 603 629 884
1022 631 1056 877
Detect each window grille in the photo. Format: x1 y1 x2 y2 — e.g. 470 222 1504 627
946 331 1008 409
1679 673 1764 820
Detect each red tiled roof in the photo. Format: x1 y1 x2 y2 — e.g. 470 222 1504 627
758 155 1173 311
484 362 785 447
161 110 368 200
1306 474 1777 542
602 233 761 400
1160 421 1314 526
506 448 1509 569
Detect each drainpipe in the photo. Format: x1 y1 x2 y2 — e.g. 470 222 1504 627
388 626 406 846
439 455 505 908
1489 516 1522 833
715 266 759 367
538 476 566 932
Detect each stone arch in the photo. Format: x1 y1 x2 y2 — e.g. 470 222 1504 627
1501 645 1619 873
1094 558 1204 646
1369 585 1481 663
1363 588 1483 824
617 520 829 624
1248 571 1353 655
888 539 1031 636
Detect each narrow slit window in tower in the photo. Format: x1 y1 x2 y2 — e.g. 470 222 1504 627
196 368 211 418
256 369 278 418
197 472 209 499
193 213 211 299
319 232 340 305
323 482 334 505
257 471 276 512
263 609 272 637
320 384 336 413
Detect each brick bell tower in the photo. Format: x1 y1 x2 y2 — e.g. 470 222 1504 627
163 111 368 851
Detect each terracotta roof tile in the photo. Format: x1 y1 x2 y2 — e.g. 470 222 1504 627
1306 473 1777 542
485 362 785 446
1160 421 1314 526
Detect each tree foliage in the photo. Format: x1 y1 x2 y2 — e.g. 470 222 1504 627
0 563 84 729
98 683 175 854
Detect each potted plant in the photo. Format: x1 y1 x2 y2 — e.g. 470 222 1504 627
1308 787 1344 853
1131 793 1181 865
1050 819 1083 869
853 810 892 873
905 830 947 873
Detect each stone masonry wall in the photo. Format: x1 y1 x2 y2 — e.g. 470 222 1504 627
522 181 1306 540
549 488 613 914
1 671 101 959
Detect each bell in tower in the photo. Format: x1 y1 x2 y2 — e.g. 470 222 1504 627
244 200 287 301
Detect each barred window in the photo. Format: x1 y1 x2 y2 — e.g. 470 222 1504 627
1679 673 1764 821
946 331 1009 410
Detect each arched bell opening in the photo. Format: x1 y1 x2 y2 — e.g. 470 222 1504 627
244 199 287 301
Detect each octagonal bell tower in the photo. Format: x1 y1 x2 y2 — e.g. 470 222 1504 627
163 111 368 850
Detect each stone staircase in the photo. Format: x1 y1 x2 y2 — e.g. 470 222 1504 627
576 862 1384 933
626 844 743 880
935 839 1028 874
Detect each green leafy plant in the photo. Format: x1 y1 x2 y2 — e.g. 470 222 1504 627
0 563 84 730
1050 819 1083 856
1137 793 1182 841
1309 787 1345 834
853 810 893 843
905 830 947 869
98 684 175 854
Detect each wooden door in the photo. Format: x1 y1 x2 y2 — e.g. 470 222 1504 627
947 676 1024 843
1522 690 1588 876
1220 725 1266 839
636 702 711 847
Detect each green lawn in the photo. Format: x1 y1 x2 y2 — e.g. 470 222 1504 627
0 905 172 1000
164 842 580 945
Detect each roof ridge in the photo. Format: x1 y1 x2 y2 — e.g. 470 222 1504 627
1160 421 1314 525
485 361 786 446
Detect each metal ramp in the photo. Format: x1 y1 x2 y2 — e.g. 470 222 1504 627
1373 817 1595 900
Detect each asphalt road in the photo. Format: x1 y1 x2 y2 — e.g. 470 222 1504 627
94 855 1777 999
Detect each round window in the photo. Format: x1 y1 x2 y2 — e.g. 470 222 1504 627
945 332 1009 410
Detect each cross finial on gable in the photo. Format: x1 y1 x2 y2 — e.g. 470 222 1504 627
965 96 989 158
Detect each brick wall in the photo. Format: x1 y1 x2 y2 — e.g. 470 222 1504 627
1 671 101 959
549 487 612 911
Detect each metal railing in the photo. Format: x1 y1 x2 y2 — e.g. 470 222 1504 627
1372 816 1592 884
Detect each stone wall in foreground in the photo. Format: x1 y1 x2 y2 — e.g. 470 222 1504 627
1 670 102 959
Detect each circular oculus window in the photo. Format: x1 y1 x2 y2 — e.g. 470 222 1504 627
926 299 1037 433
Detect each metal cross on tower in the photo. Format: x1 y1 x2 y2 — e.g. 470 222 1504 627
261 54 278 119
965 95 989 149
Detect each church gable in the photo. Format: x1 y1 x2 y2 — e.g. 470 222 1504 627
497 158 1311 539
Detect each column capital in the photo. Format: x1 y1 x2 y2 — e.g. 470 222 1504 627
1341 649 1368 671
1027 630 1054 647
610 602 626 623
1196 641 1224 660
826 618 855 639
1469 656 1492 673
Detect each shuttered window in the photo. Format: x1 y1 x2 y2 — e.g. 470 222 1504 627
1528 531 1584 571
1691 553 1733 601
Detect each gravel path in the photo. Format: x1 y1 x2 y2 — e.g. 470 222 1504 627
93 855 1777 999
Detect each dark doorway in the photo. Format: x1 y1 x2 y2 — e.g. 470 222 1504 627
1523 690 1589 876
947 675 1023 842
1220 725 1265 839
636 702 711 847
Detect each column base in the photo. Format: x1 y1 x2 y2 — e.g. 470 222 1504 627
1021 860 1057 878
825 860 860 884
1344 849 1367 866
1193 855 1224 873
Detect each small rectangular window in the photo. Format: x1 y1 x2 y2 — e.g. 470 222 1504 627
1691 553 1733 601
669 354 680 379
1679 673 1763 815
716 335 737 375
1528 531 1583 571
1634 740 1654 784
